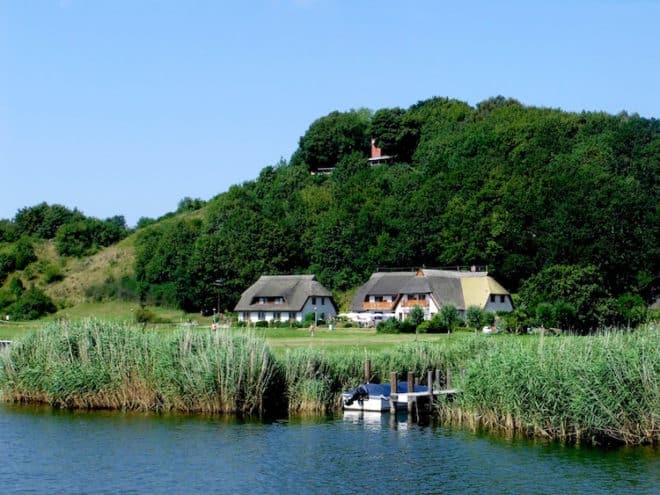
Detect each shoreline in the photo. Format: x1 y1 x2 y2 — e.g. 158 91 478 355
1 320 657 446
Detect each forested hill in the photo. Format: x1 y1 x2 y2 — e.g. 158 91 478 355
1 96 658 330
134 96 658 320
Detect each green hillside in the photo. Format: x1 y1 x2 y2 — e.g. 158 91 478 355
1 96 658 332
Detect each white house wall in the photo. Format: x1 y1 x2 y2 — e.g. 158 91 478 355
393 295 513 321
237 296 336 323
239 311 302 323
394 297 439 321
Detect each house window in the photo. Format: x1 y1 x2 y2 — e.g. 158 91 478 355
321 297 325 305
289 312 297 321
243 312 249 321
375 296 383 302
259 297 266 305
275 297 284 304
273 312 281 321
311 296 316 305
500 295 506 303
490 294 496 303
419 294 426 300
258 312 265 320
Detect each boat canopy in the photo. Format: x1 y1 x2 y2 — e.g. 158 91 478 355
345 382 429 397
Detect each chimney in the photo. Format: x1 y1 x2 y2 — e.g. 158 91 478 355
371 138 382 159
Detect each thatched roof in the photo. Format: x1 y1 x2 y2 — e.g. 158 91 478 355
350 269 509 312
234 275 334 312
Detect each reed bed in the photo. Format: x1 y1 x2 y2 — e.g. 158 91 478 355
1 321 656 445
441 331 659 446
279 339 480 413
0 319 279 415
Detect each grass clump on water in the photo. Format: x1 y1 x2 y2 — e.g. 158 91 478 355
0 319 278 415
443 331 659 446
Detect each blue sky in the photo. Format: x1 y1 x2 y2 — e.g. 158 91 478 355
2 1 659 226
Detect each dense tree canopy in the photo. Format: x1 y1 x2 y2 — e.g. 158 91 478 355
2 96 657 329
295 109 372 173
130 96 658 329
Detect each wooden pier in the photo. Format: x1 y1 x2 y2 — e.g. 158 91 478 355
362 359 460 415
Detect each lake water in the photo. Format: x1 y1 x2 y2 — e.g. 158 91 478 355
0 405 657 494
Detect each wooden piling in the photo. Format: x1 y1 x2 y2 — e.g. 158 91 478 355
446 368 452 389
427 370 433 399
427 370 434 412
364 359 371 384
407 371 414 413
389 371 398 414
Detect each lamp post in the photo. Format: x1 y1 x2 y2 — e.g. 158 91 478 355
314 306 318 328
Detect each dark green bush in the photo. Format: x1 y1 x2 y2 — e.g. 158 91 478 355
8 286 56 320
0 289 15 311
417 320 432 334
43 264 64 284
398 319 417 334
55 218 128 257
143 282 177 307
132 308 170 324
85 275 138 302
303 312 315 324
134 307 157 324
13 237 37 270
376 318 400 334
0 252 16 283
480 310 496 327
255 320 268 328
8 277 24 298
22 259 48 281
423 314 445 333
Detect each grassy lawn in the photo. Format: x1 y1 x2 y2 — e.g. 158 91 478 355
248 327 454 354
0 302 195 341
0 301 461 352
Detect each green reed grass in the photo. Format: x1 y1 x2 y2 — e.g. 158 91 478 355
1 321 656 445
442 331 659 446
0 319 278 415
278 339 480 413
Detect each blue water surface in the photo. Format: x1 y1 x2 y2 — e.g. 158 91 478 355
1 406 657 494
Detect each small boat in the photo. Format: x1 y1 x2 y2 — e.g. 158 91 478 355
342 382 429 412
